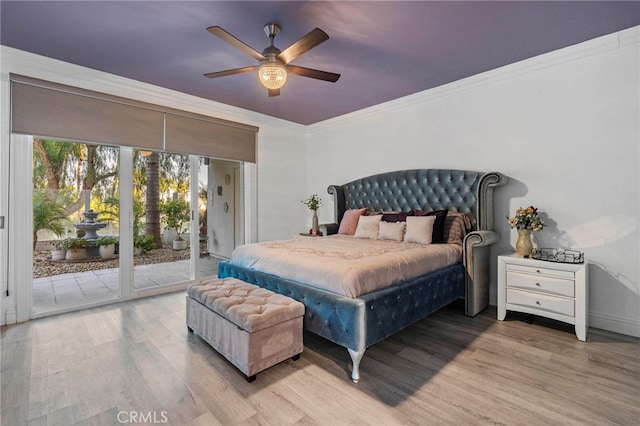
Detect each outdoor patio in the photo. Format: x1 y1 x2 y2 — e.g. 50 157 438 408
33 258 219 313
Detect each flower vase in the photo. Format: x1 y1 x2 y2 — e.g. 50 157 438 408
516 229 534 257
312 210 319 235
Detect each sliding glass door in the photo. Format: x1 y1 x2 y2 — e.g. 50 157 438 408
132 150 193 290
130 153 229 288
32 138 120 314
5 134 246 322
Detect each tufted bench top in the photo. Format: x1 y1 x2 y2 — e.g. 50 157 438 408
187 277 305 333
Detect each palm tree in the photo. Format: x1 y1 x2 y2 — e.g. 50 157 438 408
144 152 162 247
33 139 119 216
33 192 69 250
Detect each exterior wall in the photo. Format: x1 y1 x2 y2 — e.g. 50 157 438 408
207 159 239 259
306 27 640 337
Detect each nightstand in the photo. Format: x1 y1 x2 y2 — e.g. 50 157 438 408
497 253 588 341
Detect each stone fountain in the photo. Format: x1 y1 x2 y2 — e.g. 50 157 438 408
74 209 106 258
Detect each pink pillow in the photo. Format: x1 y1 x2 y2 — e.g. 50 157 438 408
338 208 368 235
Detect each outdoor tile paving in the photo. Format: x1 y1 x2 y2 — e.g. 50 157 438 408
33 257 219 313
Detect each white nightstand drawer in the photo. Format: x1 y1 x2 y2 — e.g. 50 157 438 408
506 263 574 279
506 271 575 297
507 288 574 317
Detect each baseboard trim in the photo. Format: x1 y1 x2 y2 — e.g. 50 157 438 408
3 308 17 325
489 296 639 338
589 311 640 338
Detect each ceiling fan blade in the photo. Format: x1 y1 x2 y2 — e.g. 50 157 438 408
268 88 280 97
277 28 329 64
204 66 258 79
207 26 265 61
286 65 340 82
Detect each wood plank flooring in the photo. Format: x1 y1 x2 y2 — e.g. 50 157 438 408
2 292 639 425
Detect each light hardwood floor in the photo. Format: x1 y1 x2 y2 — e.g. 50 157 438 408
2 292 639 425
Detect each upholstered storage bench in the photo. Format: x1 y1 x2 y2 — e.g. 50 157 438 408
186 277 305 382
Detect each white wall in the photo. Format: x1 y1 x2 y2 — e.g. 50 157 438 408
306 27 640 337
255 123 308 241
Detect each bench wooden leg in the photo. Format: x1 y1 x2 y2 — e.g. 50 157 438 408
292 354 300 361
246 374 256 383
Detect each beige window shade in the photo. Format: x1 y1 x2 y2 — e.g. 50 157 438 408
10 74 258 162
165 113 256 163
11 76 164 150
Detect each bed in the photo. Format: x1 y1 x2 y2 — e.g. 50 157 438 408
218 169 506 382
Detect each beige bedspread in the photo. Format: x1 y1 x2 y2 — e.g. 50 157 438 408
229 235 462 298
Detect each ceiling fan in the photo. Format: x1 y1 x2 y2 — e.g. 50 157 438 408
204 23 340 97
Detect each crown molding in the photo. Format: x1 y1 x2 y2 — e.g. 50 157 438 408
308 25 639 133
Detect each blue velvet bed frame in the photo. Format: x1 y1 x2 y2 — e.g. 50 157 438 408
218 169 506 382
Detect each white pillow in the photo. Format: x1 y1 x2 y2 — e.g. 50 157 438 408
354 214 382 239
378 221 406 242
404 216 436 244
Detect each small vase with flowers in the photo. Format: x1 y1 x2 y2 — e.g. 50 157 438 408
507 205 545 257
301 194 322 235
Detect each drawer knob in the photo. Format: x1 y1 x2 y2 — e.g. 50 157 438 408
535 282 541 287
536 301 541 305
536 269 541 274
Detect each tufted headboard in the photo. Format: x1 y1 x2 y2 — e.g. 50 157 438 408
324 169 506 316
327 169 505 232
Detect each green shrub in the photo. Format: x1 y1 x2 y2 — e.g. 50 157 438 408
161 200 190 241
51 239 66 250
61 237 88 250
95 236 118 246
133 234 155 254
33 193 68 249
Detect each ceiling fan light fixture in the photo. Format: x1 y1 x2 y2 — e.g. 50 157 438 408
258 61 287 89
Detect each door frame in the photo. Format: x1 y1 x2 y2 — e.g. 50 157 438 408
7 134 33 323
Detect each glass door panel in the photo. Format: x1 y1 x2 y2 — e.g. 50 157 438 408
133 150 192 290
32 139 120 313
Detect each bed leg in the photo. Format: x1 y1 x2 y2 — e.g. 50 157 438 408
347 348 365 384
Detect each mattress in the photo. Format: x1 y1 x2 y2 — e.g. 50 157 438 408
229 235 463 298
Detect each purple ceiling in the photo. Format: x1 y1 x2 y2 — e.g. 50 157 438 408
1 1 639 125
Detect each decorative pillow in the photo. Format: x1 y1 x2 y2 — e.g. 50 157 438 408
378 221 406 242
404 216 436 244
413 209 449 243
382 211 414 222
338 208 368 235
354 214 382 239
443 212 473 244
